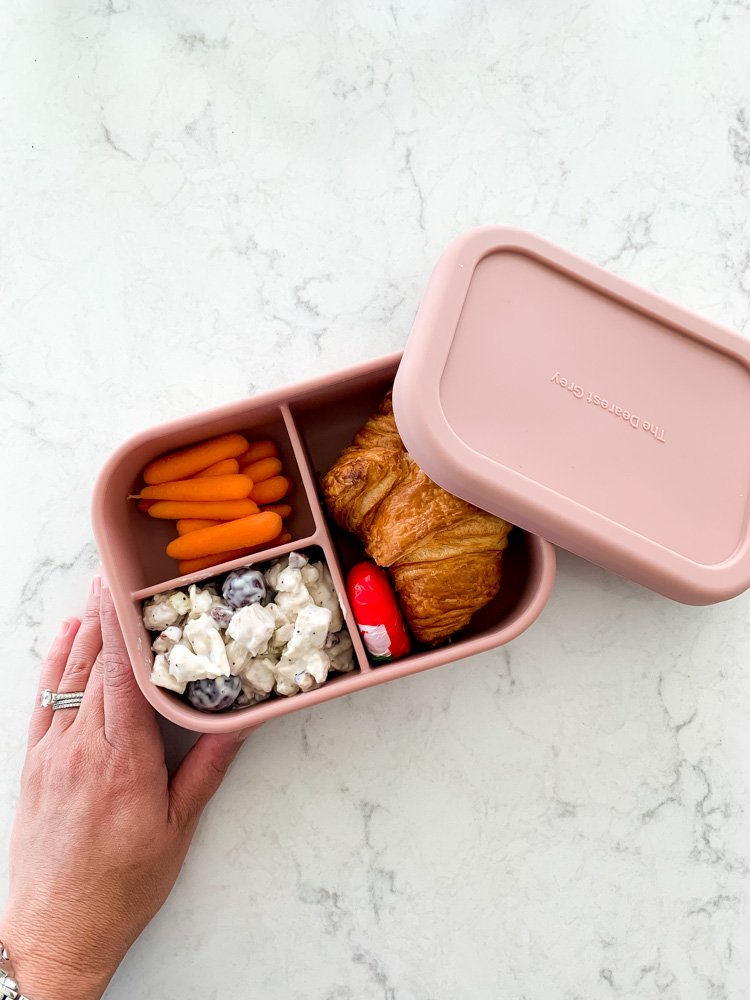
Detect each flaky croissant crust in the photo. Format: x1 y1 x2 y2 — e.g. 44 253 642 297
322 391 512 644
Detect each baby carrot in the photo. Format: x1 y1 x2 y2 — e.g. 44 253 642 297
147 499 259 520
176 518 222 535
237 440 278 465
176 531 293 575
192 458 240 478
139 474 253 503
166 512 283 560
249 476 292 506
260 503 292 519
138 499 156 513
240 457 282 484
143 433 249 485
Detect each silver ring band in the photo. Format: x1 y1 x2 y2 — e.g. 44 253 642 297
40 689 85 710
1 940 32 1000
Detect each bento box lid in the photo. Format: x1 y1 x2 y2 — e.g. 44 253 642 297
392 226 750 605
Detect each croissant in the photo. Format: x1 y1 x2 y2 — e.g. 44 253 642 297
322 391 512 645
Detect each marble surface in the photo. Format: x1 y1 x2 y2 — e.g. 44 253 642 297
2 0 750 996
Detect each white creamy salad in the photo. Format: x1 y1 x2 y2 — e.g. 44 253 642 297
142 552 355 712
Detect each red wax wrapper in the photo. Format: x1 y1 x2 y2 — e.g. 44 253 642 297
346 562 411 662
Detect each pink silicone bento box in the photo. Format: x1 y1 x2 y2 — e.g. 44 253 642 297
92 227 750 733
91 353 556 734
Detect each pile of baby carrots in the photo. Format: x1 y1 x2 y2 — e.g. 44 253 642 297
135 432 293 575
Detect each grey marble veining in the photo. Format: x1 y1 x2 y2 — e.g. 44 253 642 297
2 0 750 997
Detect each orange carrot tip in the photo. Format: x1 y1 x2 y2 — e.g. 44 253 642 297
260 503 292 519
240 456 283 484
237 440 278 465
192 458 240 478
143 432 249 485
248 475 292 506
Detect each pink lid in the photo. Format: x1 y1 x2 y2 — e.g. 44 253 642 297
393 226 750 605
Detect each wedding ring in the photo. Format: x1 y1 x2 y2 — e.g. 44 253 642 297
40 689 85 710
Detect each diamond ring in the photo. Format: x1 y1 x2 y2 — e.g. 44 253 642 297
40 689 85 710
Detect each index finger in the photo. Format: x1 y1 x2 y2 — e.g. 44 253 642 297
99 583 152 744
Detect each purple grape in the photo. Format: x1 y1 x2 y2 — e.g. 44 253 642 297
222 568 266 609
211 605 235 628
186 675 241 712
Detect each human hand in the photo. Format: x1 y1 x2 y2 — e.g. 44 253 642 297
0 576 255 1000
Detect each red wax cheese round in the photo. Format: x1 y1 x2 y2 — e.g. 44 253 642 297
346 562 411 662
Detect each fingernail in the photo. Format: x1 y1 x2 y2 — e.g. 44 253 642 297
90 575 102 596
57 618 73 638
237 726 256 742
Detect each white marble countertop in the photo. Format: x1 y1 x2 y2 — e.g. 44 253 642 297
3 0 750 996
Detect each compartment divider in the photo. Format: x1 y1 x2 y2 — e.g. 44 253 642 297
280 405 331 534
281 405 372 673
317 535 372 673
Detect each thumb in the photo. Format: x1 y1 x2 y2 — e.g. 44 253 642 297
168 726 260 832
